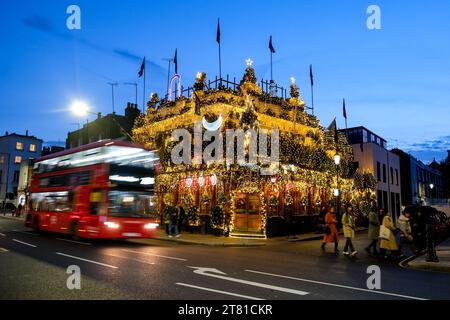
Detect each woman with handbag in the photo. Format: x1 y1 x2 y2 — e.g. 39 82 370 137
379 212 399 259
321 209 339 254
342 207 357 256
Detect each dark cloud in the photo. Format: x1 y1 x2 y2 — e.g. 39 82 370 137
23 15 166 78
400 135 450 162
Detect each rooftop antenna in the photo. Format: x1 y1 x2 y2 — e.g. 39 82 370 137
107 82 118 113
124 82 138 106
162 58 174 97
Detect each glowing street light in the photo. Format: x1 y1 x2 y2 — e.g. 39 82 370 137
71 101 90 117
430 184 434 190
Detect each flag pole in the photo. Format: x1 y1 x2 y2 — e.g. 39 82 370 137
219 40 222 80
143 57 146 113
309 64 315 116
270 51 273 82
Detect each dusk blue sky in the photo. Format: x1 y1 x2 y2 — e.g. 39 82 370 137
0 0 449 163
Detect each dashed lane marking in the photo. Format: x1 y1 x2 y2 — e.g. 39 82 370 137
122 249 187 261
0 247 8 253
245 269 428 301
56 252 118 269
56 238 91 245
176 283 264 300
0 233 6 237
12 239 37 248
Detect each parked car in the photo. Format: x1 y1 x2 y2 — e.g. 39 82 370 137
403 205 450 250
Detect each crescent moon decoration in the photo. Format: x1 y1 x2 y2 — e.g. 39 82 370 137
202 114 223 132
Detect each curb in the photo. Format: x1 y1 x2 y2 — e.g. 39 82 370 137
151 236 267 247
286 228 368 243
403 252 450 274
0 215 25 222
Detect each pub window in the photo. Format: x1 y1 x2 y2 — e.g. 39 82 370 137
395 169 399 185
29 144 36 152
16 142 24 150
382 164 386 183
15 156 22 164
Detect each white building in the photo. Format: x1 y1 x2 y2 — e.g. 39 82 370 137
340 127 402 219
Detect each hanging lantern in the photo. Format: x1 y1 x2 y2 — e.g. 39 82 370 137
211 174 218 186
186 177 193 188
180 177 186 189
198 176 205 187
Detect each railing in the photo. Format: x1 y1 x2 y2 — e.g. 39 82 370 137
158 75 314 113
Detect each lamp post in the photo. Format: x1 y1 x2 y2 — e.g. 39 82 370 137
334 154 341 214
70 101 97 144
429 183 434 204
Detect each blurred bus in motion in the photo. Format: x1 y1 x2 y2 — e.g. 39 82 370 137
25 140 160 239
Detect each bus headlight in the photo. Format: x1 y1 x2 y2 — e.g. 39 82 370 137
144 223 159 230
104 221 120 229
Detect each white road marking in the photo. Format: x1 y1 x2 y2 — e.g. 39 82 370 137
105 253 155 265
56 238 91 246
56 252 118 269
245 269 428 301
16 231 39 237
189 267 309 296
12 239 37 248
176 283 264 300
0 233 6 237
123 249 187 261
0 247 8 253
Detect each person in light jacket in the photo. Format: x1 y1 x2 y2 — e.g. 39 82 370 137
365 205 380 256
379 212 399 258
342 207 357 256
397 210 416 254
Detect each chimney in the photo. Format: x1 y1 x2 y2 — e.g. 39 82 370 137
26 130 28 136
5 131 8 136
97 112 102 120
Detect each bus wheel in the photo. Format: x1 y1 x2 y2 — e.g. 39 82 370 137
70 221 80 241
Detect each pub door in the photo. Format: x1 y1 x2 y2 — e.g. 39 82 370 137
233 193 261 233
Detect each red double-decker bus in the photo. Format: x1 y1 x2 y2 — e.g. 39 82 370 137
25 140 160 239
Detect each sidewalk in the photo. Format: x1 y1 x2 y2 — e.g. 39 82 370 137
407 238 450 273
148 229 267 247
286 227 368 242
0 214 25 222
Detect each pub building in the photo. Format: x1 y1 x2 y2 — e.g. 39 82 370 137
133 61 375 238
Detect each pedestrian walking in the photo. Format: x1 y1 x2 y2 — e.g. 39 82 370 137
16 203 23 217
342 207 357 256
168 206 181 238
379 212 400 259
317 206 327 234
321 209 339 254
397 210 417 255
365 204 380 256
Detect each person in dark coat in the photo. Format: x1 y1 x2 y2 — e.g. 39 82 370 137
365 205 380 256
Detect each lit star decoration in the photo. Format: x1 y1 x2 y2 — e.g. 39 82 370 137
246 58 254 68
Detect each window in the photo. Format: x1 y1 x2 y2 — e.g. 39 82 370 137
16 142 24 150
390 167 394 184
395 169 399 185
14 156 22 164
376 162 381 182
13 170 20 183
382 164 387 183
0 170 2 182
29 144 36 152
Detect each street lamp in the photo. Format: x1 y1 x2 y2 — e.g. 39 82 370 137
334 154 341 214
71 101 90 117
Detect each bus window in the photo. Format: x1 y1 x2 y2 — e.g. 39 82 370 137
108 190 156 218
90 189 103 215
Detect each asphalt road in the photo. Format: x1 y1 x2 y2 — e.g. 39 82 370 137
1 218 449 300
